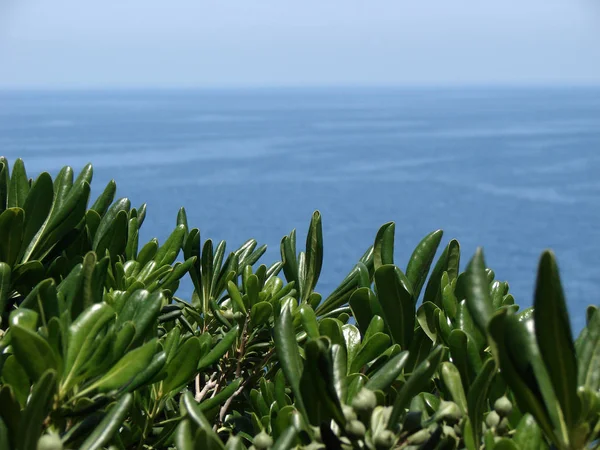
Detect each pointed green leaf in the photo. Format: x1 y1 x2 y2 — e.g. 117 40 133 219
304 211 323 301
406 229 443 301
90 339 158 393
8 158 29 208
388 346 445 429
90 180 117 216
274 302 305 416
349 287 375 336
19 370 57 450
11 325 58 382
366 350 409 392
464 248 493 333
79 393 132 450
533 250 579 429
577 308 600 391
0 208 24 266
349 332 390 374
466 358 496 448
374 265 414 349
197 325 239 370
440 362 468 414
162 337 202 395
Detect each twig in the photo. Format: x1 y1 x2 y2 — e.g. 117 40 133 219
195 372 218 402
216 349 275 426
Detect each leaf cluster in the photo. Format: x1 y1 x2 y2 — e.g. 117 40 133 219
0 158 597 450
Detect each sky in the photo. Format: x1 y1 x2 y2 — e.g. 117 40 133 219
1 0 599 88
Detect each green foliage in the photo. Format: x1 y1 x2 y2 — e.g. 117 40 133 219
0 158 597 450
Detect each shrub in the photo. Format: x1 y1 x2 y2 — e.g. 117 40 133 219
0 158 597 450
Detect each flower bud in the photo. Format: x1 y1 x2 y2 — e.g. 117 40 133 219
345 420 366 439
373 430 396 449
485 411 501 429
407 429 430 445
37 434 63 450
496 417 510 434
253 431 273 449
342 404 357 421
435 400 463 423
351 388 377 415
493 396 513 417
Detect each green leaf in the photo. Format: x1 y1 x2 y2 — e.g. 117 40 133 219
11 325 58 382
447 329 475 389
493 439 519 450
182 391 225 449
19 279 60 325
0 159 9 213
319 318 345 349
52 166 74 213
271 426 297 450
0 418 9 450
280 232 299 290
0 209 24 267
0 386 20 449
349 287 375 336
92 198 130 251
406 229 443 301
423 239 460 306
487 310 560 448
121 350 166 393
198 378 243 412
18 370 57 450
19 173 53 259
0 263 11 317
161 337 202 395
251 301 273 328
89 338 158 392
533 250 579 429
303 211 323 301
416 301 440 344
227 281 246 315
577 308 600 391
116 289 163 347
1 356 30 407
466 358 496 449
342 324 361 371
513 414 545 450
374 265 414 349
299 304 320 339
64 302 115 389
300 338 345 427
90 179 117 216
365 351 409 392
464 248 494 334
22 178 90 262
363 315 385 342
374 222 395 272
274 302 305 417
79 393 133 450
388 346 444 429
349 332 390 374
8 158 29 209
440 362 468 414
197 325 239 370
457 299 486 351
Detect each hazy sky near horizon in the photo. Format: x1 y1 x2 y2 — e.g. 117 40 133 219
1 0 599 88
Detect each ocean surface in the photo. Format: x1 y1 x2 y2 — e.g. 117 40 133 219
0 87 599 332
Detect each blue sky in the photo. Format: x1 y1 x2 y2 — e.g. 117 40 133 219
1 0 599 88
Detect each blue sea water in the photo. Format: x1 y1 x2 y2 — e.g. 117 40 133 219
0 87 599 332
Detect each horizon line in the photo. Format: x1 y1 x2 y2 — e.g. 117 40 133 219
1 81 600 92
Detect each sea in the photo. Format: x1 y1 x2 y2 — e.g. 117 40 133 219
0 87 599 333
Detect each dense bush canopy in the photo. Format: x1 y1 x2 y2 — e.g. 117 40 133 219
0 158 597 450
